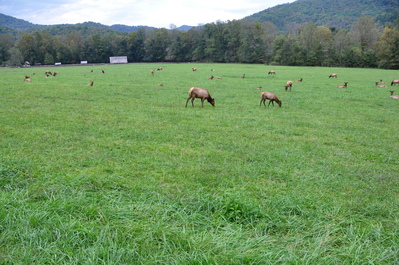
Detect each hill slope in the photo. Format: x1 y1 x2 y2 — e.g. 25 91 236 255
244 0 398 31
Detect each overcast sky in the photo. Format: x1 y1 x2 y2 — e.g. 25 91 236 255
1 0 296 28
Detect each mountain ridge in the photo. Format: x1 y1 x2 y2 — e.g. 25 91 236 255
1 0 398 35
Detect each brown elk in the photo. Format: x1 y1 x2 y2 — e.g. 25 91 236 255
24 76 31 81
285 81 293 91
260 92 282 107
336 82 348 88
375 82 386 88
295 78 303 82
268 70 276 75
192 67 197 71
157 67 163 71
208 75 214 80
240 74 246 79
45 70 52 75
390 91 399 99
52 71 58 76
151 70 155 76
329 73 337 78
87 81 94 86
158 83 163 86
185 87 215 108
391 79 399 86
379 79 387 84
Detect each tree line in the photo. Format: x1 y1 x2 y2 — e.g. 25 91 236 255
1 16 398 69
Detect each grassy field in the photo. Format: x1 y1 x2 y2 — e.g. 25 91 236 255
1 63 398 264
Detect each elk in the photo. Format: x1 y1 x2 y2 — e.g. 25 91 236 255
336 82 348 88
87 81 94 86
100 70 105 73
390 91 399 99
151 70 155 76
45 70 52 75
192 67 197 71
375 82 386 88
240 74 246 79
158 83 163 86
285 81 293 91
260 91 282 107
157 67 163 71
379 79 387 84
208 75 214 79
268 70 276 75
329 73 337 78
52 71 58 77
391 79 399 86
214 76 222 79
24 76 31 81
185 87 215 108
256 86 262 90
211 69 216 72
295 78 303 82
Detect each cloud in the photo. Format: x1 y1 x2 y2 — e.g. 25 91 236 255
1 0 296 28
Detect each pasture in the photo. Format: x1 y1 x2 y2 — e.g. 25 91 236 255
1 63 398 264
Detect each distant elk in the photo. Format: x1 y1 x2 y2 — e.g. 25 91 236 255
100 70 105 73
24 76 31 82
52 71 58 76
390 91 399 99
151 70 155 76
192 67 197 71
379 79 387 84
285 81 293 92
391 79 399 86
260 91 282 107
268 70 276 75
185 87 215 108
240 74 246 79
375 82 386 88
336 82 348 88
45 70 52 75
295 78 303 82
329 73 337 78
157 67 163 71
87 81 94 86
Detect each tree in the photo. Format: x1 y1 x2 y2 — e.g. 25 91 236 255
375 27 399 69
7 46 23 66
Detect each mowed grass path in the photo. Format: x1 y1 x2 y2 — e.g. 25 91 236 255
1 63 398 264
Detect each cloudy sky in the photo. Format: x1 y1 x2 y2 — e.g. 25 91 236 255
1 0 296 28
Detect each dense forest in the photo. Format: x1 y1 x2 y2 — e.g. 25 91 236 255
0 0 399 69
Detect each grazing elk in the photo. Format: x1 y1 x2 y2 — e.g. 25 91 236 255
45 70 52 75
185 87 215 108
375 82 386 88
260 92 282 107
268 70 276 75
87 81 94 86
285 81 293 91
391 79 399 86
336 82 348 88
157 67 163 71
52 71 58 77
329 73 337 78
390 91 399 99
192 67 197 71
295 78 303 82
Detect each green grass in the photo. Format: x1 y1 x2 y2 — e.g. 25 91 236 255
1 63 399 264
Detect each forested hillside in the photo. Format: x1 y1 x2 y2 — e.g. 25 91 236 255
0 0 399 69
245 0 398 31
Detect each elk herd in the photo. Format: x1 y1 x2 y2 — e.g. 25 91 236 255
22 66 399 107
